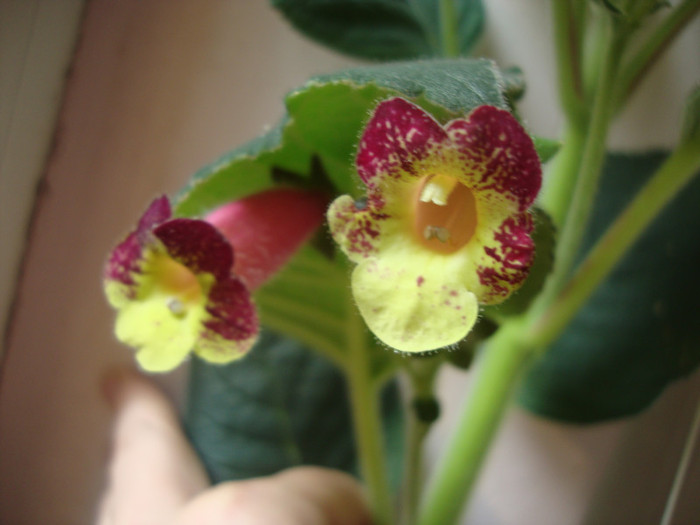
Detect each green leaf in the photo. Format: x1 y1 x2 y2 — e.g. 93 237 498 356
255 245 400 381
410 0 486 56
519 151 700 423
185 329 403 483
174 58 509 216
271 0 432 60
270 0 485 60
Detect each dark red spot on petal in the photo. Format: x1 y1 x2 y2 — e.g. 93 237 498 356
356 98 448 184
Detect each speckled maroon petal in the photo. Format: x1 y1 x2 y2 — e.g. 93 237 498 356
154 219 233 279
446 106 541 211
356 98 448 186
477 212 535 303
135 196 172 242
104 232 143 287
202 276 258 342
104 197 172 286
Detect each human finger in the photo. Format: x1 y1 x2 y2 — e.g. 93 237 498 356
175 466 372 525
97 367 209 525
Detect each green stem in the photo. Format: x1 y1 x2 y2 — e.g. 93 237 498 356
401 358 441 525
530 141 700 349
439 0 460 57
402 415 430 525
612 0 700 112
552 0 586 125
571 0 588 42
417 321 533 525
541 18 626 305
345 308 394 525
539 122 587 227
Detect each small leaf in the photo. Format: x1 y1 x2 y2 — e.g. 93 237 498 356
501 66 526 104
533 137 562 164
185 329 404 483
484 208 556 318
271 0 432 60
519 151 700 423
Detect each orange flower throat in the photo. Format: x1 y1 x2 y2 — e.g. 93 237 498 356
413 175 477 255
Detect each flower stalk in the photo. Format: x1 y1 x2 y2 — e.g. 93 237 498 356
538 16 627 306
439 0 460 58
552 0 586 126
417 320 533 525
401 357 441 525
530 140 700 350
345 304 395 525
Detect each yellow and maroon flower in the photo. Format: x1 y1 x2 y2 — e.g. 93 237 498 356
105 189 327 371
328 98 541 352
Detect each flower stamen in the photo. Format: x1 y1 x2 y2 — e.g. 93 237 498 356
419 174 459 205
424 225 451 243
414 175 477 254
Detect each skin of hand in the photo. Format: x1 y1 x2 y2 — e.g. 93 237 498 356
97 367 372 525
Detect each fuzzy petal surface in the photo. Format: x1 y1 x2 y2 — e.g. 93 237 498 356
356 97 448 185
352 243 479 352
196 276 259 363
330 98 541 352
446 106 541 212
114 287 205 372
328 195 387 262
154 219 233 280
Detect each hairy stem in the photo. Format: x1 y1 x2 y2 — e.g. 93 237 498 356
539 123 587 227
552 0 586 125
539 17 626 306
417 321 532 525
345 306 394 525
401 358 441 525
439 0 460 57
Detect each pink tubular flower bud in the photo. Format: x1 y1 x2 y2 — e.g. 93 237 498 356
205 187 330 290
